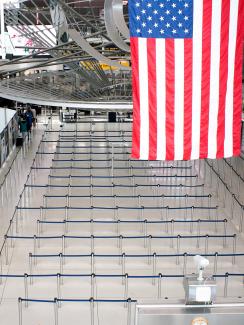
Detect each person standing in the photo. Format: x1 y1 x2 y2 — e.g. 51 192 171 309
19 113 28 139
25 106 33 139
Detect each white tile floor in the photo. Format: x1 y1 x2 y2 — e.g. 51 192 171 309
0 117 243 325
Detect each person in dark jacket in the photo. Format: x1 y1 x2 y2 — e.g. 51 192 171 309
19 114 28 139
25 107 33 139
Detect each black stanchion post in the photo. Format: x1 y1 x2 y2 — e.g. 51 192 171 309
10 220 14 248
140 206 144 232
4 235 9 265
223 219 227 247
148 235 152 264
176 235 181 265
124 273 128 306
62 236 65 262
91 273 95 298
165 207 169 233
91 235 94 252
232 234 237 264
224 272 229 297
18 297 23 325
144 220 147 248
122 253 125 284
183 252 187 275
90 297 94 325
208 194 212 220
57 274 61 307
117 220 120 236
33 235 37 266
157 273 162 299
119 236 123 263
127 298 132 325
24 273 28 307
114 206 119 221
214 252 218 275
54 297 58 325
152 253 157 285
59 253 64 281
170 220 174 248
205 235 209 255
37 220 40 239
91 252 95 274
190 207 194 233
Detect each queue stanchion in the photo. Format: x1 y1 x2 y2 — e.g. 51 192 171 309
152 253 157 285
59 253 64 281
127 298 132 325
205 235 209 255
29 253 33 285
91 252 95 274
165 207 169 233
24 273 29 308
143 220 148 248
54 297 59 325
214 252 218 275
62 236 65 263
4 235 9 265
140 206 144 232
224 272 229 297
176 235 181 265
90 219 94 236
119 236 123 263
57 274 61 307
33 235 38 266
18 298 23 325
183 252 187 275
10 220 14 248
91 273 95 298
90 297 94 325
91 235 94 252
117 220 120 236
124 274 128 307
122 253 126 284
190 207 194 233
148 235 152 264
222 218 228 247
232 234 237 264
184 194 188 220
157 273 162 299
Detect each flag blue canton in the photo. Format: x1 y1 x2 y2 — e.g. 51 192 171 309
128 0 193 38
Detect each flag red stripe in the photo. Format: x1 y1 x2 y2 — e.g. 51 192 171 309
216 0 230 158
199 0 212 159
147 38 157 160
233 0 244 156
131 37 140 159
165 39 175 161
183 39 193 160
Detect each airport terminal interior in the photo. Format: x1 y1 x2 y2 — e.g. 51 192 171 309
0 1 243 325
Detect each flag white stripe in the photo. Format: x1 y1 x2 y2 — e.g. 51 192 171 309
191 0 203 160
138 38 149 159
207 0 222 158
156 39 166 160
224 0 239 157
174 39 185 160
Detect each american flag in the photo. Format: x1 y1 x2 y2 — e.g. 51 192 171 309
129 0 244 160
